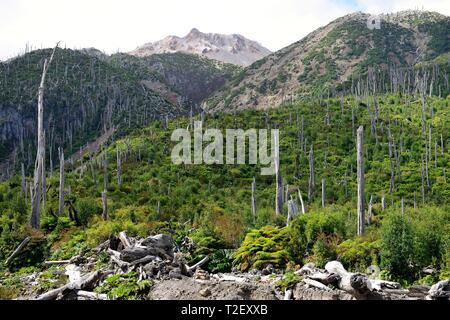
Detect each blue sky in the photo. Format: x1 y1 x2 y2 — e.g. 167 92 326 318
0 0 449 60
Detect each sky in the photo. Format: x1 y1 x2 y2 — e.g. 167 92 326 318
0 0 449 61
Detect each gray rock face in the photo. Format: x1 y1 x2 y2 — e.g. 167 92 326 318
130 28 271 66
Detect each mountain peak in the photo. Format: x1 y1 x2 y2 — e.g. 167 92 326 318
187 28 201 36
130 30 271 66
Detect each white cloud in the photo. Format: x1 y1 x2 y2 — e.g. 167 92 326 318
0 0 448 60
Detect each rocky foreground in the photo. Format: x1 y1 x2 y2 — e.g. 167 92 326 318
3 232 449 300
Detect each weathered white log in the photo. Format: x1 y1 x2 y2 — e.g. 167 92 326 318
5 236 31 265
307 272 340 285
218 274 247 283
44 254 82 266
294 263 318 276
303 278 332 291
325 261 371 297
187 256 209 272
110 255 130 269
428 279 450 299
118 231 132 248
369 279 401 291
107 248 121 259
77 290 108 300
129 255 159 266
284 289 293 300
37 269 109 300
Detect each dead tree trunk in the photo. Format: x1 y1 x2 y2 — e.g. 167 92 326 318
102 190 108 220
308 144 315 201
286 196 298 226
117 147 122 189
321 178 326 208
274 132 283 215
31 43 58 229
58 147 65 216
367 195 373 225
21 162 26 196
251 177 256 222
297 188 306 214
103 151 108 191
357 126 365 236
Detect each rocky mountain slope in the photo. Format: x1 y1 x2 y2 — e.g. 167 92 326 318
109 52 239 104
203 11 450 112
129 28 272 66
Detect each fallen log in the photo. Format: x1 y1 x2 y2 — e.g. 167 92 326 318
37 269 110 300
284 289 293 300
77 290 108 300
187 256 209 272
307 272 340 285
118 231 132 249
428 279 450 300
369 279 401 291
129 255 159 267
44 254 82 266
325 261 372 298
303 278 332 291
110 255 130 269
5 237 31 265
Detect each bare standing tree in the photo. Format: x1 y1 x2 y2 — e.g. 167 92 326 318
321 178 326 208
117 147 122 189
274 132 283 215
357 126 365 236
58 147 65 216
308 144 315 201
297 188 306 214
251 177 256 221
21 163 26 196
31 43 58 229
101 190 108 220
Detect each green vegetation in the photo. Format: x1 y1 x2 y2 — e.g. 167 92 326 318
94 272 153 300
0 92 448 287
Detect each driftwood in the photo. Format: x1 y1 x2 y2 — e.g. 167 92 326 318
44 254 82 266
37 269 110 300
5 236 31 265
303 278 332 291
307 272 340 285
77 290 108 300
118 231 132 248
187 256 209 272
428 280 450 299
325 261 371 297
284 289 293 300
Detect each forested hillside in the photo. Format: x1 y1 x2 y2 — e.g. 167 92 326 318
0 49 238 181
0 91 448 299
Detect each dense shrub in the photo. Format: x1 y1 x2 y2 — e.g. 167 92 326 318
287 207 351 263
380 213 417 280
234 226 290 271
337 238 381 272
